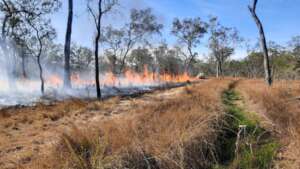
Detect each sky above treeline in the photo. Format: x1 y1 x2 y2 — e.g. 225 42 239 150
51 0 300 59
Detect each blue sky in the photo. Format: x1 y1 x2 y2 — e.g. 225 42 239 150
51 0 300 59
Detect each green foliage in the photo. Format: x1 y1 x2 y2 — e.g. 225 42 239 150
216 89 279 169
153 44 185 75
171 17 208 71
255 142 279 169
172 17 208 46
128 47 154 72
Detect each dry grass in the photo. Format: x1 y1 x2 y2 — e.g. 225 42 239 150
0 97 122 169
0 99 87 125
5 78 297 168
4 78 296 168
28 79 231 169
236 79 300 168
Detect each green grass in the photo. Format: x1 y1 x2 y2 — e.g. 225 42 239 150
214 89 279 169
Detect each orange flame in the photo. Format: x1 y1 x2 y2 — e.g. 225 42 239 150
45 65 197 87
46 75 63 87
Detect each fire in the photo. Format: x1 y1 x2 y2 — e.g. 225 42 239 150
45 65 197 88
46 75 63 87
71 74 94 86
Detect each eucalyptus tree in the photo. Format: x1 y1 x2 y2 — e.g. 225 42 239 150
25 18 56 94
70 44 93 71
244 51 264 78
208 17 241 77
288 36 300 57
248 0 272 85
10 29 28 78
0 0 60 86
0 0 60 56
288 36 300 73
0 0 30 81
102 25 124 74
87 0 118 100
171 17 208 73
102 8 163 74
128 47 154 73
19 0 60 93
153 43 184 75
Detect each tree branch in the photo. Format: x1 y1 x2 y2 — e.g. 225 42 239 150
87 4 98 27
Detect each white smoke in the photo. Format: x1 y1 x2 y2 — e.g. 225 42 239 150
0 44 155 107
0 40 192 108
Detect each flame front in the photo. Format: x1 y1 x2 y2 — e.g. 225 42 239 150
46 65 197 87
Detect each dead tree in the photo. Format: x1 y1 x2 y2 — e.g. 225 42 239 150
64 0 73 88
248 0 272 85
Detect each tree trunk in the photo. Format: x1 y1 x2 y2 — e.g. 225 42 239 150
119 40 132 74
216 59 223 78
30 21 45 94
37 55 44 94
36 39 44 94
219 60 223 77
95 33 101 99
248 0 272 86
111 55 117 74
185 45 194 75
94 0 103 100
216 62 219 78
21 51 27 78
64 0 73 88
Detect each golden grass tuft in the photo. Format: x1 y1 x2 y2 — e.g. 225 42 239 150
33 79 231 169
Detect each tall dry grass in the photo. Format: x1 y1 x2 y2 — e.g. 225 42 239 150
28 79 231 169
236 79 300 168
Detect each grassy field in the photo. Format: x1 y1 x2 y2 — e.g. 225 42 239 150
1 78 300 169
236 79 300 168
